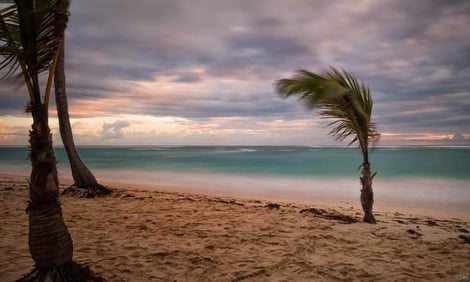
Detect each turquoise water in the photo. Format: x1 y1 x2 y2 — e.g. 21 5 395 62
2 146 469 212
1 146 469 179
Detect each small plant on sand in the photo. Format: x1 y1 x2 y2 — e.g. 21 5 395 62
275 67 380 223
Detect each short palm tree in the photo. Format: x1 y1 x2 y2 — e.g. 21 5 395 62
275 67 380 223
1 0 101 279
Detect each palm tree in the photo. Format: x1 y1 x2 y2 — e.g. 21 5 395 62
1 0 101 279
275 67 380 223
53 0 110 197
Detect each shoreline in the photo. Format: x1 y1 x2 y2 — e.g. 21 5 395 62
1 173 470 281
2 170 470 220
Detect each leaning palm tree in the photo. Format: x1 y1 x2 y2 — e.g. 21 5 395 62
0 0 101 279
53 0 110 197
275 67 380 223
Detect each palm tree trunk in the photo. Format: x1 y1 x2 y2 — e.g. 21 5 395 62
22 61 105 282
27 103 73 268
54 42 110 197
23 94 104 282
360 161 376 223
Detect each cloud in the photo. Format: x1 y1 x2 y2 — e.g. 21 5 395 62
452 133 467 142
1 0 469 145
171 72 203 83
442 133 470 145
101 120 131 139
451 133 466 142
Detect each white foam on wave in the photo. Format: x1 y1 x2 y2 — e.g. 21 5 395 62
238 148 257 152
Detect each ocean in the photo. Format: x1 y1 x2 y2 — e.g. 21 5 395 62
1 146 469 213
1 145 469 179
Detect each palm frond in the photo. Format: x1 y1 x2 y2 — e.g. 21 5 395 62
275 66 380 150
0 4 21 70
15 0 62 74
0 3 34 97
0 0 68 104
275 69 350 109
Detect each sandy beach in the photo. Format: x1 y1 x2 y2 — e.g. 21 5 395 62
1 173 469 281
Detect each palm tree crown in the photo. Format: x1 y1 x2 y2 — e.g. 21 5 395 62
1 0 66 105
275 67 380 156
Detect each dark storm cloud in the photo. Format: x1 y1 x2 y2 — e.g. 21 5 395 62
205 33 314 78
138 97 294 119
113 86 302 120
65 0 324 80
333 0 470 136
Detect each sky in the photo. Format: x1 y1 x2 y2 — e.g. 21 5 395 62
1 0 470 146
